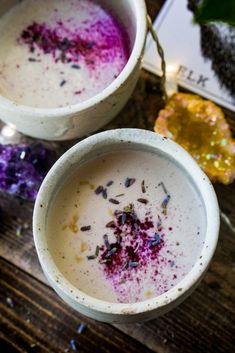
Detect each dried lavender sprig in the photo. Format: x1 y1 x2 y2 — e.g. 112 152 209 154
95 245 100 257
129 261 139 268
80 225 91 232
162 194 171 214
121 212 127 224
103 234 111 250
102 188 108 199
95 185 103 195
141 180 146 193
157 215 162 229
106 180 114 187
60 79 66 87
148 232 161 246
105 247 117 258
137 198 149 204
87 254 97 260
109 198 120 205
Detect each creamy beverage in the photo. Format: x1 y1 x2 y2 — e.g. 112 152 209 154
0 0 130 108
47 149 206 304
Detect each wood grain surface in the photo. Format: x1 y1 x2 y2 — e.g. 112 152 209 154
1 258 155 353
1 1 235 352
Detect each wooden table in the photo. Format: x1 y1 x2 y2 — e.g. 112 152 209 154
1 1 235 352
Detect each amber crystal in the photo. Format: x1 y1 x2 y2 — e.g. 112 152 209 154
154 93 235 184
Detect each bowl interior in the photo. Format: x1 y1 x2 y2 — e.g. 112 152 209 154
33 129 220 316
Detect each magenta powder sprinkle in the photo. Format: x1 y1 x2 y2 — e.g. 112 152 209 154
98 205 170 302
18 8 130 70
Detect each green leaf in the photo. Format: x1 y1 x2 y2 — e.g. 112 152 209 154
194 0 235 26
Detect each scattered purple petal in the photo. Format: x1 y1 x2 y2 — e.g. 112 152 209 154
77 323 86 334
121 213 126 224
70 339 79 351
103 234 111 250
102 188 108 199
105 247 117 258
106 180 113 187
162 194 171 215
109 198 120 205
95 185 103 195
60 79 66 87
137 198 148 204
129 261 139 268
71 64 80 69
141 180 146 193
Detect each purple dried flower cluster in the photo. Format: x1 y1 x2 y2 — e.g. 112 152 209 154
97 204 165 278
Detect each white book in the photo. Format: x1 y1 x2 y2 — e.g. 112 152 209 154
143 0 235 112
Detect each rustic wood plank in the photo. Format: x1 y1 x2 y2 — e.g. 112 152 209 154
0 257 154 353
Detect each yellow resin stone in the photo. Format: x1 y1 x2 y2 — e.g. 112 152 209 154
154 93 235 184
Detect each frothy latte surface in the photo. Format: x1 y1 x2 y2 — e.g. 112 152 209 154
47 149 206 303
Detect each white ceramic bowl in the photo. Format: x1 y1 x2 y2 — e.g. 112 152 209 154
33 128 220 323
0 0 147 141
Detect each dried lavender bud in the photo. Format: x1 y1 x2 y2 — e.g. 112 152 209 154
125 177 136 188
137 198 149 204
80 225 91 232
109 198 120 205
141 180 146 193
102 188 108 199
106 180 114 187
95 185 104 195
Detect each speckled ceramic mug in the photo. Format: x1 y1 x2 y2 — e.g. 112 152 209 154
33 129 220 323
0 0 147 140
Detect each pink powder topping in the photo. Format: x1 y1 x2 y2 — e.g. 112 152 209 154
100 206 164 271
95 204 178 302
18 12 130 70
